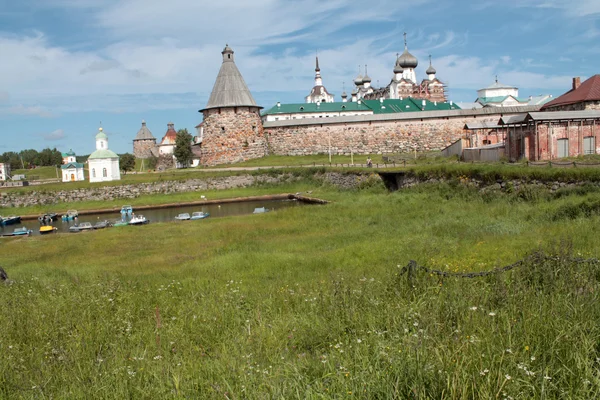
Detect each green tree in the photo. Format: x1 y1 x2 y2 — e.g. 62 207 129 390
119 153 136 174
37 148 62 167
174 128 193 168
19 149 39 168
0 151 22 170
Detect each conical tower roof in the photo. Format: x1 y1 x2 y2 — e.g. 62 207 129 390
134 120 155 141
201 44 261 111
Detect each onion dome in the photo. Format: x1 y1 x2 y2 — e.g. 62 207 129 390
351 88 358 95
95 127 107 140
393 54 404 74
398 47 418 69
354 74 363 86
341 91 348 98
362 65 371 83
426 55 436 75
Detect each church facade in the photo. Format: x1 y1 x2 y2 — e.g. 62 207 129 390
352 34 447 103
88 127 121 183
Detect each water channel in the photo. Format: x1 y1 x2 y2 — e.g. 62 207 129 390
1 199 305 236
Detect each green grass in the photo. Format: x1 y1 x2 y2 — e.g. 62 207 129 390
1 180 600 398
12 166 61 180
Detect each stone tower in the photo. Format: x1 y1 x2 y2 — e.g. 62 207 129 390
132 120 157 158
198 44 266 166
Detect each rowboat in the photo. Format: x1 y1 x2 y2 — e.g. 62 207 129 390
93 220 112 229
190 212 210 220
175 213 191 221
39 226 58 235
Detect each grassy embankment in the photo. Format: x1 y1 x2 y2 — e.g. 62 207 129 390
2 172 600 397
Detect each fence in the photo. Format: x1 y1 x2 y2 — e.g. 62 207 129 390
528 161 600 168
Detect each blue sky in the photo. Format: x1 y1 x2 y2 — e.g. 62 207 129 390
0 0 599 155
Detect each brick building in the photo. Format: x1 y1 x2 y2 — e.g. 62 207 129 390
541 75 600 112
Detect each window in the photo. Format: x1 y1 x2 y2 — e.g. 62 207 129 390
101 142 104 148
103 168 107 177
92 168 96 178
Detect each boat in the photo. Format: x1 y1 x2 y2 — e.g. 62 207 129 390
174 213 191 221
253 207 269 214
38 212 58 224
190 212 210 220
112 220 129 227
69 222 93 233
39 226 58 235
93 220 112 229
61 210 79 221
129 215 149 225
3 227 33 236
0 215 22 226
121 205 133 217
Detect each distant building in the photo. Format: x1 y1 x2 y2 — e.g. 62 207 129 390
0 163 10 181
541 75 600 111
61 149 85 182
88 127 121 183
61 149 76 164
305 57 335 104
158 122 178 155
475 78 553 108
133 120 157 158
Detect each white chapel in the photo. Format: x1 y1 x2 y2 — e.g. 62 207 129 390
88 127 121 183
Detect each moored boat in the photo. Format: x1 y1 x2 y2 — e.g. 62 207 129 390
39 226 58 235
62 210 79 221
121 205 133 217
5 227 33 236
253 207 269 214
112 220 129 227
129 215 149 225
0 215 22 226
38 212 58 224
174 213 191 221
69 222 93 232
190 211 210 220
93 220 112 229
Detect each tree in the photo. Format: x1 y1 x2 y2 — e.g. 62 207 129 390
0 151 22 170
120 153 136 174
173 128 193 168
19 149 39 168
37 148 62 167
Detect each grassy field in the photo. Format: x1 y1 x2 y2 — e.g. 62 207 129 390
1 177 600 398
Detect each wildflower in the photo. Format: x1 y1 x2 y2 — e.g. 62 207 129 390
505 348 513 354
524 346 530 351
480 369 489 376
153 355 162 360
356 339 362 344
469 306 478 311
544 375 552 380
488 312 496 317
530 356 536 362
505 374 511 380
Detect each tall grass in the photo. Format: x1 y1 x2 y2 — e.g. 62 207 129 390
1 183 600 397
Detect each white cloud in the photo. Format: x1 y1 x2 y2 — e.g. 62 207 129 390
1 104 54 117
42 129 66 141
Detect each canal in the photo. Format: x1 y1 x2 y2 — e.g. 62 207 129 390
1 199 304 236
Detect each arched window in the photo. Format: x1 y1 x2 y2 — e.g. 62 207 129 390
92 168 96 178
103 168 107 177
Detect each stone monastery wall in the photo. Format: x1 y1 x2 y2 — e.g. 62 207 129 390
201 107 267 166
263 108 536 156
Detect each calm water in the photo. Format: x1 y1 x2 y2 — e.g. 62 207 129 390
1 199 304 236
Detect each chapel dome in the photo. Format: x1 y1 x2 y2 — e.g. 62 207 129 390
398 47 418 69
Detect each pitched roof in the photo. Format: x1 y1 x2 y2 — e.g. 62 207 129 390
88 149 119 159
201 45 260 111
61 162 85 169
134 121 155 141
541 75 600 110
262 98 460 116
160 123 177 145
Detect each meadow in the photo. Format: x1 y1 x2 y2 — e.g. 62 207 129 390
1 177 600 398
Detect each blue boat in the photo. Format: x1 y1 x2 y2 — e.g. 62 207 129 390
2 227 33 237
190 212 210 220
61 210 78 221
0 216 22 226
121 205 133 218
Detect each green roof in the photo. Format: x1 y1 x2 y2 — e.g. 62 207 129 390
66 149 76 156
61 162 84 169
88 149 118 159
262 98 460 116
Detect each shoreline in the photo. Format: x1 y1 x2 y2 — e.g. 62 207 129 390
18 193 329 221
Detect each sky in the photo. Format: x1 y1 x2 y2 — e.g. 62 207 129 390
0 0 599 155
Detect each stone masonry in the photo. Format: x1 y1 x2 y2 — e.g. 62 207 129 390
264 114 505 156
133 138 157 159
200 107 267 166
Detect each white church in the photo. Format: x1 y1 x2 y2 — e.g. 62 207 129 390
88 127 121 183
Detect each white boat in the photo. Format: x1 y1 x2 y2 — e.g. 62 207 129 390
174 213 191 221
253 207 269 214
129 215 149 225
190 212 210 220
